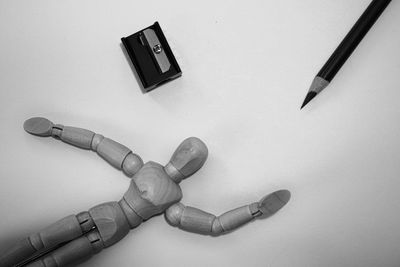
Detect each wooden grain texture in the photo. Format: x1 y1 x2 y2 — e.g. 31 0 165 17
0 238 36 267
5 118 291 266
28 215 83 250
123 161 183 220
257 190 291 217
165 203 254 235
23 117 145 177
58 126 95 149
165 190 291 236
180 206 216 233
88 202 130 247
3 122 212 266
26 230 104 267
166 137 208 181
0 214 92 266
23 117 54 137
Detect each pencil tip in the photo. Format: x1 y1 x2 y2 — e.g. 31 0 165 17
301 77 329 109
301 92 317 109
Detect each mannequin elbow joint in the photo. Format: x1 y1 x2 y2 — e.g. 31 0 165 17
211 218 224 235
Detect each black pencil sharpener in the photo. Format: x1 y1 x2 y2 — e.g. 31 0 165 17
121 22 182 92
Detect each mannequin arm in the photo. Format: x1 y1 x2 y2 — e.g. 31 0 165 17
23 117 143 177
165 190 290 236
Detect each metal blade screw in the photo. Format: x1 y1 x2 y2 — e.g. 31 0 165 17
153 44 162 54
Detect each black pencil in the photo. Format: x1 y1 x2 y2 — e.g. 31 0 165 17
301 0 392 109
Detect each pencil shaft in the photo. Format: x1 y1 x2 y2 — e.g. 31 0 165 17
318 0 391 82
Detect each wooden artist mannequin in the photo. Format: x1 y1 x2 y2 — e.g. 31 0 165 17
0 117 291 267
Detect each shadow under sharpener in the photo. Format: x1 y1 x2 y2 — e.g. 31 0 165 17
122 22 182 92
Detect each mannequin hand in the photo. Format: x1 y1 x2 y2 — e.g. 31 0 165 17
252 189 291 218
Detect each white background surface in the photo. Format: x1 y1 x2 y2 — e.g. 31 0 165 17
0 0 399 266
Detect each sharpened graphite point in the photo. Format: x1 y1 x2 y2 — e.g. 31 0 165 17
301 92 317 109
